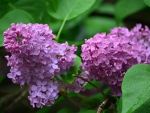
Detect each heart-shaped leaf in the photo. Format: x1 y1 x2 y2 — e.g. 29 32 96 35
144 0 150 7
115 0 146 23
118 64 150 113
47 0 96 20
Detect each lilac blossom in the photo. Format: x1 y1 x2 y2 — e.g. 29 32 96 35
28 79 59 108
3 23 77 107
4 23 77 85
81 24 150 96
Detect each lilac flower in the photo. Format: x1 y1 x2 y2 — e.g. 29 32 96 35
81 24 150 96
3 23 77 107
28 79 59 108
4 23 77 84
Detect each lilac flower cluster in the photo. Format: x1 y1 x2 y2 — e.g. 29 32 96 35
3 23 77 107
81 24 150 96
28 79 59 108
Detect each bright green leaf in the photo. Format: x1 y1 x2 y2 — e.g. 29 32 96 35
115 0 146 23
144 0 150 7
0 9 34 46
119 64 150 113
47 0 96 20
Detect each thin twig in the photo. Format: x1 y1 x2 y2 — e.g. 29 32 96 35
97 98 108 113
0 89 22 106
73 74 106 98
5 87 28 112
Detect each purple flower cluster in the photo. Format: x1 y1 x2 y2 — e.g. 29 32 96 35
3 23 77 107
81 24 150 96
28 79 59 108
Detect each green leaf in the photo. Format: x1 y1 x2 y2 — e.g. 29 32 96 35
60 56 81 84
84 17 117 37
0 0 10 18
132 98 150 113
14 0 46 22
86 80 100 89
117 97 122 113
97 3 115 15
0 9 34 46
47 0 96 20
144 0 150 7
115 0 146 23
119 64 150 113
78 110 96 113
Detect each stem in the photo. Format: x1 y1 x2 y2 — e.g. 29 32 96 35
97 98 108 113
7 88 28 110
0 89 22 106
73 75 106 98
55 18 67 42
0 86 28 112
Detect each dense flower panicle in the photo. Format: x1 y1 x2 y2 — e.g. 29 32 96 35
28 79 59 108
4 23 55 54
81 24 150 96
4 23 77 84
4 23 77 107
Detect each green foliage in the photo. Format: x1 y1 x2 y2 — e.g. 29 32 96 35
0 0 10 18
115 0 146 23
47 0 96 20
117 97 122 113
14 0 46 22
85 17 116 37
144 0 150 7
60 55 81 84
0 9 34 46
118 64 150 113
132 98 150 113
97 3 115 15
86 80 100 89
